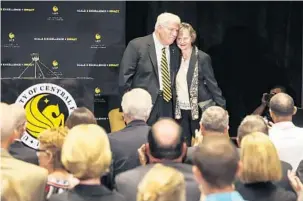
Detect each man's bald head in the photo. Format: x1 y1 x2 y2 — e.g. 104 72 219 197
269 93 295 117
148 118 184 160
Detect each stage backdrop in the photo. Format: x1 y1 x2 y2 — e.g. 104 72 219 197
1 1 125 137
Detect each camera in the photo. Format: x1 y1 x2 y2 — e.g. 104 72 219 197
264 93 275 103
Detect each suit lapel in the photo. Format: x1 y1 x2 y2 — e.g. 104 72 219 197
169 45 179 86
147 35 159 79
187 51 197 91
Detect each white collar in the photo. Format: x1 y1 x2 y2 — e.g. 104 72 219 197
271 121 295 130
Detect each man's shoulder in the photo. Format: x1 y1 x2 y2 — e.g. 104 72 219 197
128 34 152 47
115 164 153 183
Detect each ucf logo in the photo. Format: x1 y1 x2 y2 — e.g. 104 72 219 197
15 83 77 149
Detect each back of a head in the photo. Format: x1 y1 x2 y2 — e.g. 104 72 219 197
193 135 239 188
155 12 181 30
269 93 295 117
61 124 111 180
148 118 184 160
240 132 282 183
38 127 69 169
65 107 97 129
137 164 185 201
237 115 268 144
121 88 153 121
9 103 26 133
200 106 229 133
0 103 15 142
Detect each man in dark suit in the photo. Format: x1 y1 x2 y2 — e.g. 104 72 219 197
109 88 152 179
119 12 181 126
115 118 200 201
8 103 39 165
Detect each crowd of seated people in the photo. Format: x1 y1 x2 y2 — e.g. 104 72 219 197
1 88 303 201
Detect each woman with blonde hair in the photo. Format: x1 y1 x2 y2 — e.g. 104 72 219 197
175 22 225 146
49 124 124 201
37 127 73 199
235 132 296 201
137 164 185 201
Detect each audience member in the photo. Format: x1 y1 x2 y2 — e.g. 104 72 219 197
137 164 185 201
192 135 245 201
65 107 97 129
237 114 293 191
37 127 73 199
185 106 229 165
0 102 48 201
8 103 39 165
115 118 200 201
236 132 296 201
109 88 152 178
49 124 125 201
269 93 303 170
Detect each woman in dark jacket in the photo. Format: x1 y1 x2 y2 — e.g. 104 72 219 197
175 22 226 146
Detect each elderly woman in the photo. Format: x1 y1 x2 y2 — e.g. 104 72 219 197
236 132 297 201
175 22 225 146
137 164 185 201
48 124 125 201
37 127 72 199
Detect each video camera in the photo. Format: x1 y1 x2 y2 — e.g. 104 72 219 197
264 93 275 103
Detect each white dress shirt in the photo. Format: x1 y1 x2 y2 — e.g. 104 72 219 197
176 57 191 110
269 121 303 170
153 33 170 90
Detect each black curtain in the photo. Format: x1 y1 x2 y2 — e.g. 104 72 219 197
125 1 302 136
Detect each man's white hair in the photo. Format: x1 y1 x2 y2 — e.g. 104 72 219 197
9 103 26 132
121 88 153 121
154 12 181 30
200 106 229 133
0 102 15 141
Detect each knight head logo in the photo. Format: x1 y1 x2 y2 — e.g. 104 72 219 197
52 60 59 68
8 32 15 42
95 87 101 94
95 33 101 42
15 83 77 149
52 6 59 13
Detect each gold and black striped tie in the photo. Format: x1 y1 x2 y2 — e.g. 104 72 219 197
161 47 172 102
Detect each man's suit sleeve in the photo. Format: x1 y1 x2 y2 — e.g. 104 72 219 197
200 53 226 108
119 41 138 97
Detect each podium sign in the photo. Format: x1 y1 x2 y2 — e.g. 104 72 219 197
1 78 94 149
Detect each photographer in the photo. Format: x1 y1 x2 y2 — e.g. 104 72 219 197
252 85 286 122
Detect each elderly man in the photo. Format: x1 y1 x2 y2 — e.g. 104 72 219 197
185 106 229 164
119 12 181 125
8 103 39 165
269 93 303 170
0 103 47 201
109 88 152 179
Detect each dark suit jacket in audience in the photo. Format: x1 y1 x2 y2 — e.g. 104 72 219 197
109 120 150 178
8 140 39 165
49 184 125 201
115 162 201 201
235 181 297 201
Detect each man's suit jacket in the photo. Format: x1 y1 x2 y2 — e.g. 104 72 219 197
109 120 150 178
119 34 180 111
184 49 225 108
9 140 39 165
115 162 201 201
49 184 125 201
296 160 303 182
1 149 48 201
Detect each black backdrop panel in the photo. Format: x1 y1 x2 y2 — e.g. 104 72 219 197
1 1 126 133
